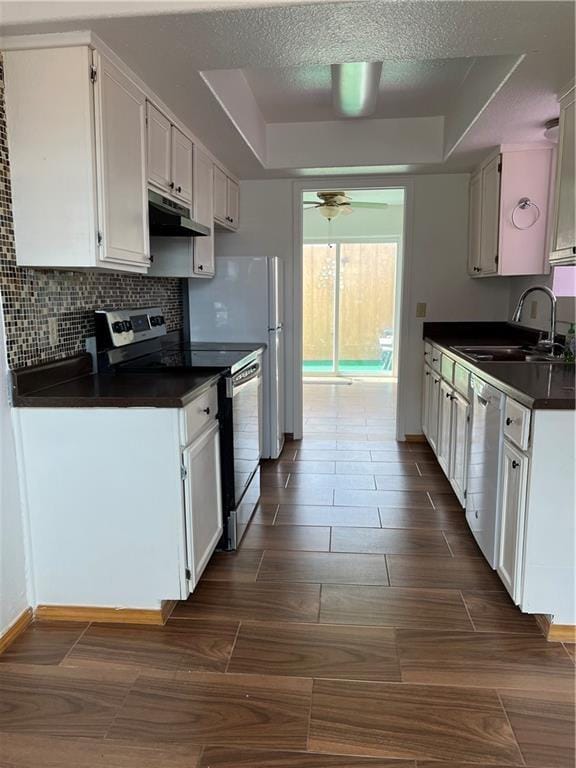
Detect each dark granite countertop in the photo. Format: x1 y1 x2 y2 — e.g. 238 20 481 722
11 353 223 408
424 322 575 410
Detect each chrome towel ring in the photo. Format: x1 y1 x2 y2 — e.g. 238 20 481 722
512 197 541 230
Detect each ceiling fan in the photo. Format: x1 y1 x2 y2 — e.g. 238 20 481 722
303 191 389 221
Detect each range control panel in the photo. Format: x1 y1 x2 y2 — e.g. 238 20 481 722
96 307 167 349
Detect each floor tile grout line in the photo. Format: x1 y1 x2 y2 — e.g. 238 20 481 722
253 550 266 581
459 590 478 632
442 530 456 557
224 620 243 673
426 491 436 510
57 620 93 667
495 690 528 767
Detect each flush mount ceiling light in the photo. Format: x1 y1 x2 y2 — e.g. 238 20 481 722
331 61 383 118
303 191 389 220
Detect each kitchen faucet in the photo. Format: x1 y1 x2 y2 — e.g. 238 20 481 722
512 285 561 356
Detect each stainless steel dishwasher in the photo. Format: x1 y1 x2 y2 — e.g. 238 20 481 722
466 376 504 568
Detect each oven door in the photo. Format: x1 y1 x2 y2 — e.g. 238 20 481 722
231 361 262 507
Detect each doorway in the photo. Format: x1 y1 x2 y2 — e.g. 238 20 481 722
302 188 404 379
302 240 400 377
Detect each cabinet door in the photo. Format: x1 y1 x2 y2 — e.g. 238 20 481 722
479 155 501 275
422 364 432 438
171 126 193 205
428 374 441 455
468 172 482 275
437 380 453 476
193 147 215 277
182 421 223 589
93 52 149 268
213 165 228 224
449 392 470 506
497 441 529 603
227 178 240 228
551 90 575 263
147 102 171 192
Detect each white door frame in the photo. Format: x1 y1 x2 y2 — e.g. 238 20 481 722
292 176 415 441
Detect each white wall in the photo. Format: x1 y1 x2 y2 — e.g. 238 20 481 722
215 174 513 436
0 293 29 634
508 273 575 336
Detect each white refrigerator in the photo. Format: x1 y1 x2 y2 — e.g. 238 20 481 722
187 256 285 459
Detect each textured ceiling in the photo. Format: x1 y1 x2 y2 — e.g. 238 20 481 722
1 1 574 178
243 57 475 122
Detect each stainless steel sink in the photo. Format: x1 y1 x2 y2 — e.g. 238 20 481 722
453 345 562 363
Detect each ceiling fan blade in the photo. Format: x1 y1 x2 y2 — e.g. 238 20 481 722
303 204 321 209
350 202 389 209
339 206 354 215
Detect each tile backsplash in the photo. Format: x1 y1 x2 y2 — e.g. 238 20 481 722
0 55 183 371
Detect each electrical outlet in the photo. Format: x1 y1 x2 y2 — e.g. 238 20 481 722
48 317 59 346
416 302 427 318
530 300 538 319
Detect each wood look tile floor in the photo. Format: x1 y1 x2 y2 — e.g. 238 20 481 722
2 381 574 767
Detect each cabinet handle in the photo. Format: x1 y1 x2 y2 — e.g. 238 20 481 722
432 357 439 362
202 407 211 415
425 371 430 376
169 182 175 189
176 185 182 193
197 264 204 271
505 417 513 426
446 392 451 398
512 460 519 469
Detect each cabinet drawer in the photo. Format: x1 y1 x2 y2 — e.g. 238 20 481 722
430 346 442 373
441 355 454 383
503 398 531 450
181 385 218 445
453 364 470 398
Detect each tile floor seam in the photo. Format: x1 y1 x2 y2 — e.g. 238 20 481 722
495 690 529 767
57 621 93 667
224 621 243 673
426 491 436 509
458 590 478 632
253 551 266 581
441 530 456 557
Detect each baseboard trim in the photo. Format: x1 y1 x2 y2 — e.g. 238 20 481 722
0 607 33 654
405 433 427 443
161 599 177 623
35 604 167 625
535 614 576 643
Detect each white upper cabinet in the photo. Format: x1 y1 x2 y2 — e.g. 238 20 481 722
4 45 149 273
147 102 171 192
4 37 239 273
550 84 575 265
213 165 228 223
214 165 240 230
227 178 240 228
146 105 193 206
93 51 149 269
479 155 501 276
468 146 554 277
468 172 482 275
171 126 193 205
193 146 215 277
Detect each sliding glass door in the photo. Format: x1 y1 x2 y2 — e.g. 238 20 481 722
303 241 398 376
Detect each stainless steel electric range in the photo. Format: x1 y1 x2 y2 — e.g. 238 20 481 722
95 307 263 549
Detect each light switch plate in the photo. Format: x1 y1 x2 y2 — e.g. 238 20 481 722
416 302 427 318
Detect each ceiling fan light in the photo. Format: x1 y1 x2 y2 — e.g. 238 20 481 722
318 205 341 221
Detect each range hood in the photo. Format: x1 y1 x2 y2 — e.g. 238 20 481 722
148 190 210 237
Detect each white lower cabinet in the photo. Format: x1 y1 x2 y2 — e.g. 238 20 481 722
427 372 441 454
421 348 470 508
182 421 223 589
15 383 223 610
449 391 470 506
497 440 528 603
437 379 453 475
422 364 432 438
